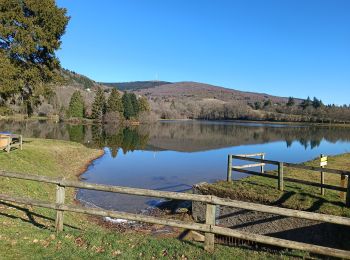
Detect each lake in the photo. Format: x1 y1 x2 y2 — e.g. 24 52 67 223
1 119 350 213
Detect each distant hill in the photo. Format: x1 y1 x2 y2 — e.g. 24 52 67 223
100 80 299 104
101 81 172 91
134 81 292 103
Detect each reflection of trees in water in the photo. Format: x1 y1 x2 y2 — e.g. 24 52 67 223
1 120 350 152
90 125 149 158
144 122 350 152
67 125 85 143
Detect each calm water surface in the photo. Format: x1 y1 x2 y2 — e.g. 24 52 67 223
1 120 350 212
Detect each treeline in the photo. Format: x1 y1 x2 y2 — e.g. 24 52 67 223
148 95 350 124
253 96 350 123
67 87 151 123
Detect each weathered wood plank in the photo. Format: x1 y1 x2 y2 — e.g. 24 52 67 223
231 155 280 165
235 153 265 157
232 163 265 169
204 203 216 252
0 193 349 259
55 184 65 232
320 154 326 195
341 175 347 200
0 172 349 225
261 154 265 173
347 177 350 208
0 193 210 233
230 155 350 176
0 171 62 185
227 155 232 182
211 196 350 226
231 167 278 179
278 162 284 191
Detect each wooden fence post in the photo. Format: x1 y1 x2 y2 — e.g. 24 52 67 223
346 176 350 207
227 155 232 182
278 162 284 191
320 154 325 196
55 184 65 232
204 203 216 252
341 175 346 200
261 154 265 174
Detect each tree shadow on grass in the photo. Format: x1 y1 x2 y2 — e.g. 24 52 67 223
244 180 345 211
177 230 204 250
0 201 80 230
271 191 296 206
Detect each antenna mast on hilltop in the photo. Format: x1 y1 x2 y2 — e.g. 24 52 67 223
154 72 159 87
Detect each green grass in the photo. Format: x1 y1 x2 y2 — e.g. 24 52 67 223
203 153 350 217
0 138 306 259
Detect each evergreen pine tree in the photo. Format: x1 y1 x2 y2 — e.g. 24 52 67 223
0 1 69 114
130 93 139 116
106 88 124 114
312 97 323 109
68 91 85 118
122 93 134 119
300 96 312 109
91 87 106 120
287 97 295 107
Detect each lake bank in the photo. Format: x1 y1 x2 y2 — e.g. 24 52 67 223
0 138 296 259
196 153 350 217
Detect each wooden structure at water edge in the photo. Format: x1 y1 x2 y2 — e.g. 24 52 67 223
0 134 23 153
0 171 350 259
227 153 350 206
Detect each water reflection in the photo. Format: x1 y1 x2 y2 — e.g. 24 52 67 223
2 119 350 212
2 120 350 154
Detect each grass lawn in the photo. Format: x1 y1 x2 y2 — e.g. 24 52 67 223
201 153 350 217
0 138 306 259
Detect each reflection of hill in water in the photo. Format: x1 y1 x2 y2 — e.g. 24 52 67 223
144 122 350 152
1 120 350 153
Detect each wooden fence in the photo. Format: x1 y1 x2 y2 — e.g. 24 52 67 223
0 171 350 259
227 153 350 207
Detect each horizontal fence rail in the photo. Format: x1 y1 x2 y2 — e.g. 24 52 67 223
230 155 350 176
0 171 350 258
227 154 350 206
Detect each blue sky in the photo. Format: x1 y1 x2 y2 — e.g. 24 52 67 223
56 0 349 105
